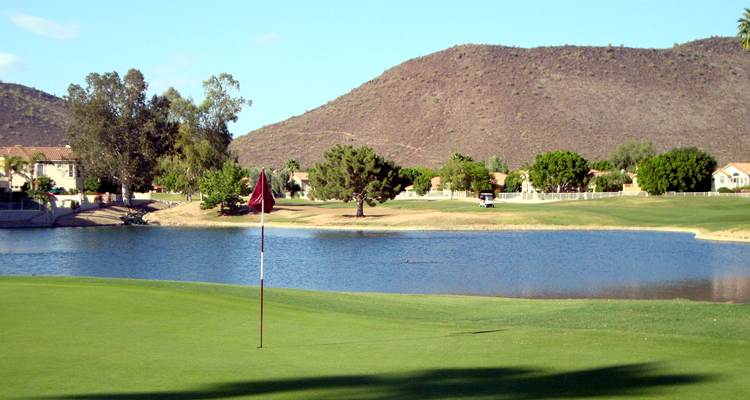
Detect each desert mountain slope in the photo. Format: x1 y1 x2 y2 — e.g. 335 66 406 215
0 83 70 147
231 37 750 169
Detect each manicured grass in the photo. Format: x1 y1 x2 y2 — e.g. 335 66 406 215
275 196 750 232
2 276 748 399
151 192 191 202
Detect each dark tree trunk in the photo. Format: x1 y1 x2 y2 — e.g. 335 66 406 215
356 197 365 217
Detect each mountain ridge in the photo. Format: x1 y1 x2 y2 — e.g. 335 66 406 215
230 36 750 169
0 83 70 147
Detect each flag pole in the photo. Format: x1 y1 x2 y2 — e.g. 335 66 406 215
260 179 265 349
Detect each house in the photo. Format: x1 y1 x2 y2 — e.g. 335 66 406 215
288 171 311 197
712 163 750 191
586 169 612 191
491 172 507 191
0 145 84 193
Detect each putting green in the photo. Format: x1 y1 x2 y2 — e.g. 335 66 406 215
1 276 748 399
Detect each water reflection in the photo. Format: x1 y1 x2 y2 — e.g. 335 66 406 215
1 227 749 302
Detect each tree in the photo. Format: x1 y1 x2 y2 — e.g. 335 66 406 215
530 150 589 193
401 167 438 187
413 173 432 198
504 171 523 192
440 158 492 195
309 144 404 217
610 140 656 172
592 171 632 192
36 176 55 192
637 147 717 195
590 160 614 171
488 155 510 173
284 159 301 171
739 7 750 51
271 169 291 195
2 155 28 207
450 152 473 162
66 69 178 206
199 160 250 215
160 75 249 201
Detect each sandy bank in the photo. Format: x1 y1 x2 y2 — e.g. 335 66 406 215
142 202 750 243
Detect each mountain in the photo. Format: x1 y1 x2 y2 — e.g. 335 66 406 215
230 37 750 170
0 83 70 147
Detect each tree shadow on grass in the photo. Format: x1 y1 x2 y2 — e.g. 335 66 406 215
38 363 712 400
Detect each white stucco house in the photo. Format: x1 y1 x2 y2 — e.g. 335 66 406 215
712 163 750 191
1 145 84 193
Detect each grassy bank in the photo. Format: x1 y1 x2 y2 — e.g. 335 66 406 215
257 196 750 232
2 276 748 399
382 196 750 231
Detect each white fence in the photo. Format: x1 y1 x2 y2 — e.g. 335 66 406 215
0 199 42 211
395 190 750 202
0 192 153 226
665 191 750 198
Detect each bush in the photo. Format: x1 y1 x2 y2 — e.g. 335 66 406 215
718 187 734 193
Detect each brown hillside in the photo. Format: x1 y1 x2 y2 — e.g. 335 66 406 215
230 37 750 170
0 83 70 147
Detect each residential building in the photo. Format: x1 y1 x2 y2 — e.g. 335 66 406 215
0 146 84 193
712 163 750 191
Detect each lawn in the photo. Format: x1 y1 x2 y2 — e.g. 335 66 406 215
282 196 750 232
2 276 748 399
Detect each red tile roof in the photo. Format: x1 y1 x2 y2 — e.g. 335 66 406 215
713 168 731 177
492 172 507 186
0 146 74 161
729 163 750 175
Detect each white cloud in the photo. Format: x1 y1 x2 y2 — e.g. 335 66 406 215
253 32 286 48
146 53 208 94
8 13 80 40
0 53 27 77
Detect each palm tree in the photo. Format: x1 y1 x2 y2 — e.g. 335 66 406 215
739 7 750 51
2 156 29 210
27 151 51 191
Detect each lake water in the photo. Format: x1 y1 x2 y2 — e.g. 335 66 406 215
1 227 749 302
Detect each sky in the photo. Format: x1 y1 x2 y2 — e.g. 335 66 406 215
1 0 747 138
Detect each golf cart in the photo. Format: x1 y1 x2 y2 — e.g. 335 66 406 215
479 193 494 208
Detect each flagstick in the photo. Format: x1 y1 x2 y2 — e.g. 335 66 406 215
260 196 264 349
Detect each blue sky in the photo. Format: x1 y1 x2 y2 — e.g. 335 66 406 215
1 0 746 137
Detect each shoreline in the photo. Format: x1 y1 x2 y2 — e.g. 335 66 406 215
148 217 747 243
36 200 750 244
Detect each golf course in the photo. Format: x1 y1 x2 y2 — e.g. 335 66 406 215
2 276 748 399
146 196 750 243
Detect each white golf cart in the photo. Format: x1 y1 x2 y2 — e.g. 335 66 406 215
479 193 494 208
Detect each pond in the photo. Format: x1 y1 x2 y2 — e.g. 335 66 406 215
1 227 749 302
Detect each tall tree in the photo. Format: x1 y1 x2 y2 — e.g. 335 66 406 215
739 7 750 51
610 140 656 172
440 158 492 195
637 147 717 195
309 144 404 217
413 173 432 198
284 159 301 171
159 74 249 201
2 155 28 207
590 160 615 171
488 155 510 174
66 69 177 206
504 171 523 192
530 150 589 193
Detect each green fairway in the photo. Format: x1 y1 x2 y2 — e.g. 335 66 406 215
1 276 748 399
276 196 750 232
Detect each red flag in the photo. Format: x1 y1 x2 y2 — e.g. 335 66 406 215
249 169 275 213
